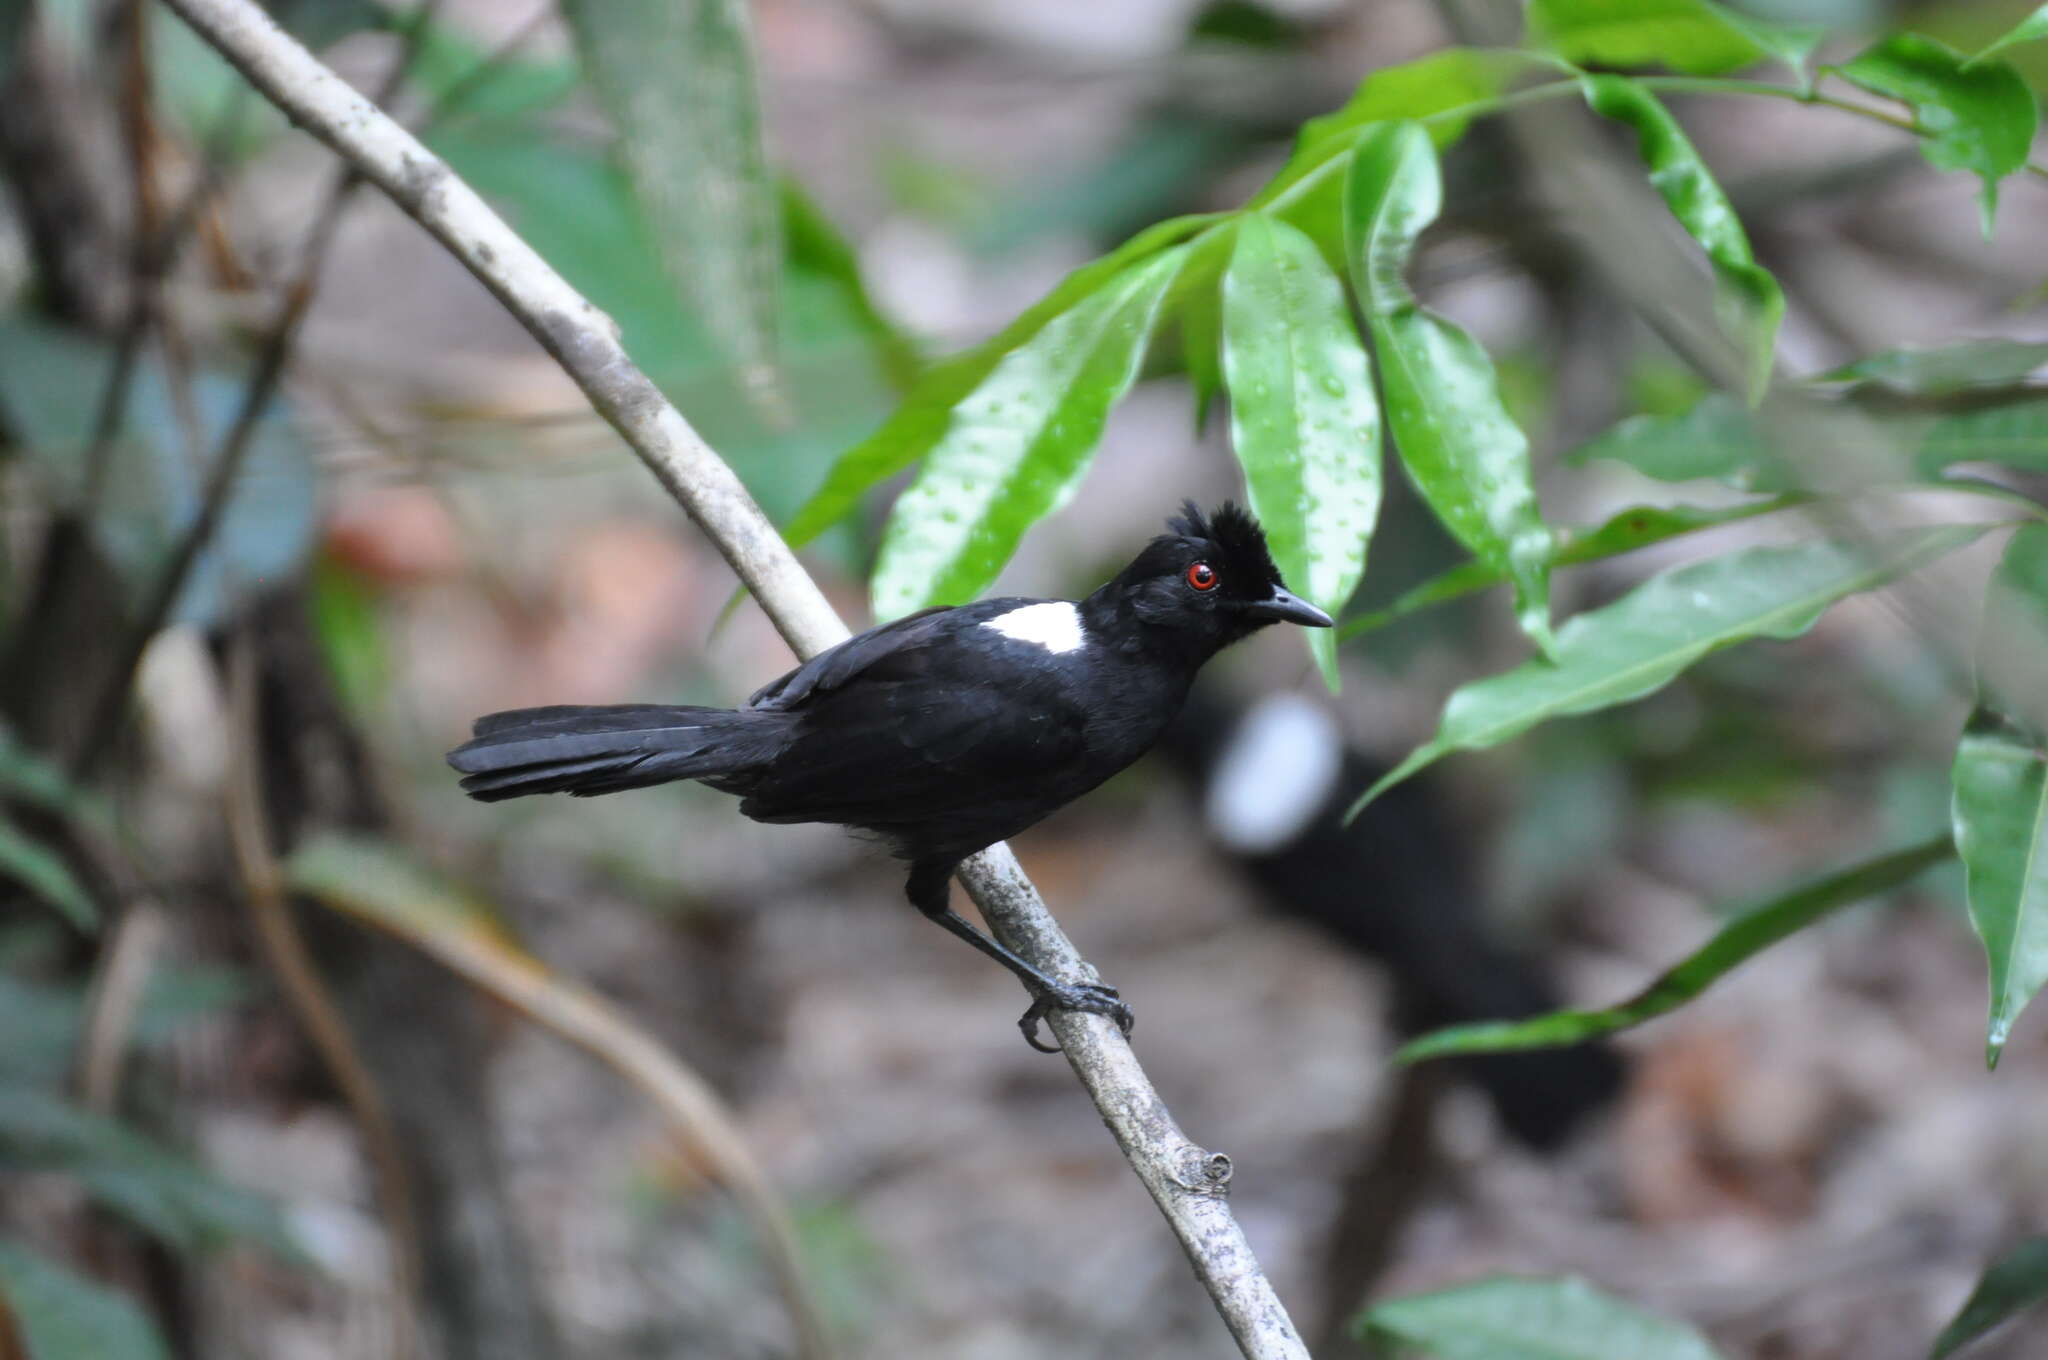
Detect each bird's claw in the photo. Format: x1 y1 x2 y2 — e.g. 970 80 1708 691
1018 980 1135 1053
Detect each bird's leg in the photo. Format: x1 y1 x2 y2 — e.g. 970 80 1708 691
905 859 1134 1053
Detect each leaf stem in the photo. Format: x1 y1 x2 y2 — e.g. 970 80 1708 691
1266 64 2048 220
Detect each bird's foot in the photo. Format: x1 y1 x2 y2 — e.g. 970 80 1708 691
1018 980 1135 1054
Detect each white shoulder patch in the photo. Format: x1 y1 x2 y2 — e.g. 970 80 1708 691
1206 693 1343 854
983 601 1086 654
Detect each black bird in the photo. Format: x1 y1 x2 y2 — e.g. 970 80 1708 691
1162 690 1625 1149
447 502 1333 1048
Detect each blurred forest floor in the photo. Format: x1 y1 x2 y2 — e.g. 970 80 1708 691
12 0 2048 1357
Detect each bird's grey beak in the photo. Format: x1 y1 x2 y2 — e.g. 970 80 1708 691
1246 586 1334 628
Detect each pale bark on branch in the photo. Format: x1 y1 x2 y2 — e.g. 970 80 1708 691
155 2 1309 1355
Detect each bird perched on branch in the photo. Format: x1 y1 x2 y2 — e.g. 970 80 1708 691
447 502 1332 1049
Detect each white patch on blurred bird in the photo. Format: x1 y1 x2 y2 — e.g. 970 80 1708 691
1206 692 1343 854
985 602 1085 654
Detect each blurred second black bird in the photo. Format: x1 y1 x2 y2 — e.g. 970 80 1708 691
1161 688 1626 1149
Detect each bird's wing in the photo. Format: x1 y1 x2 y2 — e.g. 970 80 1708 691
741 670 1091 829
745 602 1017 710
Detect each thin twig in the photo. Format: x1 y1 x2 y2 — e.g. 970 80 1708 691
117 0 211 465
415 2 556 135
81 35 255 525
294 846 833 1360
72 900 169 1113
222 637 425 1360
153 2 1311 1355
73 0 446 779
2 13 248 751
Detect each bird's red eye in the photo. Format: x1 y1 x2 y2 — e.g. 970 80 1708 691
1186 561 1219 592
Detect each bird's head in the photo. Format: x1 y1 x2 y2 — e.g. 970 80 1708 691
1086 501 1334 656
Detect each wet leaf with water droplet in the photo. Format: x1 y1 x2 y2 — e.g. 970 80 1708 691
783 214 1223 547
1952 523 2048 1069
1529 0 1822 81
1581 75 1782 402
1220 214 1380 688
1337 496 1804 640
1837 33 2036 236
1344 121 1555 654
870 248 1189 617
1347 526 1986 817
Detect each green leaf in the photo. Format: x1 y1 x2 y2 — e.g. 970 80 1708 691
0 1084 299 1259
1930 1237 2048 1359
1966 5 2048 67
289 834 507 938
0 1237 170 1360
1356 1274 1725 1360
150 6 290 161
0 975 83 1085
1253 51 1569 263
0 966 255 1087
1974 523 2048 738
1339 497 1803 640
425 130 899 521
1267 50 1564 207
403 12 577 123
780 213 1222 547
1580 76 1783 401
562 0 782 389
1818 339 2048 396
1180 279 1225 434
1836 34 2037 235
1600 389 2048 485
0 731 96 821
287 0 394 52
1529 0 1822 80
1345 121 1554 653
0 818 95 931
1916 394 2048 476
310 558 389 723
869 248 1187 618
1348 527 1985 817
1567 393 1789 491
1221 215 1382 687
0 320 318 628
1952 524 2048 1067
1399 836 1950 1061
783 180 922 394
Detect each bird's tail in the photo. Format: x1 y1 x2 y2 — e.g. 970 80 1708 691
446 704 784 802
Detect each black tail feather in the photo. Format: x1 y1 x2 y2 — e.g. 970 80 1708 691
447 704 781 802
472 704 699 737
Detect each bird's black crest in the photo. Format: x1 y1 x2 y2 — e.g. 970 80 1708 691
1166 500 1280 586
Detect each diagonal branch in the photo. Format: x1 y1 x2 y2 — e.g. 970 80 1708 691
154 1 1308 1355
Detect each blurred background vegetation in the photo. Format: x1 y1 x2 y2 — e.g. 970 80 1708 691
8 0 2048 1357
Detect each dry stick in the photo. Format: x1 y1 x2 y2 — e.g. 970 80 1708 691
121 0 209 462
12 20 244 758
222 638 427 1360
154 2 1309 1355
72 900 169 1113
303 872 833 1360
